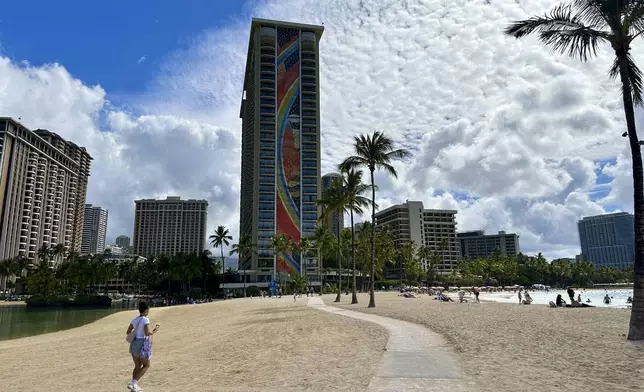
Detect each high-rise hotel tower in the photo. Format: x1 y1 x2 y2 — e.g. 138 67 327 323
0 118 92 260
239 19 324 283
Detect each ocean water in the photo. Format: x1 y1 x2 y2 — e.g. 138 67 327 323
480 289 633 309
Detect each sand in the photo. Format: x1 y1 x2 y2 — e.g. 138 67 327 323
330 292 644 392
0 297 388 392
0 300 25 306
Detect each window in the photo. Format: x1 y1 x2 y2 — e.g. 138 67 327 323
259 185 273 192
259 194 274 201
302 213 317 221
302 152 316 159
302 186 316 193
302 204 316 212
302 168 316 176
302 177 316 184
302 134 316 142
302 195 317 202
258 221 274 229
302 222 316 230
302 143 316 150
260 115 275 123
302 160 316 167
260 159 274 166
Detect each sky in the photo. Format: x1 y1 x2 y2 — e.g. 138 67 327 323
0 0 640 260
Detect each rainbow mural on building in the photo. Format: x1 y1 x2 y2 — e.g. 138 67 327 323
275 28 301 276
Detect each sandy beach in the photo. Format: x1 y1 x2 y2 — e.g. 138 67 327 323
0 297 388 392
0 300 25 306
330 292 644 392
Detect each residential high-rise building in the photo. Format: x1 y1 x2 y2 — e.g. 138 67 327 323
132 196 208 257
81 204 108 255
0 118 92 260
321 172 344 237
115 234 131 249
578 212 634 269
374 201 459 277
457 230 520 259
239 18 324 283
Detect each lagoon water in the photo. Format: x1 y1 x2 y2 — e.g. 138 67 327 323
0 301 139 341
481 289 633 309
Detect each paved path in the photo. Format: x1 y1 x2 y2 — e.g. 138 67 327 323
307 297 477 392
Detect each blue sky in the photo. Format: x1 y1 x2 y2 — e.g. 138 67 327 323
0 0 246 95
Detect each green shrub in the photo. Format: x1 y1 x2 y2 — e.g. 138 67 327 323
246 285 261 297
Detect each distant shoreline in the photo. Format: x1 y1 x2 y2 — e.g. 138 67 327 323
0 301 26 306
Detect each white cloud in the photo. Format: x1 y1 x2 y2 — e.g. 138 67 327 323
1 0 642 259
137 56 147 64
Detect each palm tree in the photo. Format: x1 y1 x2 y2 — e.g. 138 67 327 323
0 259 12 295
339 169 373 304
229 233 257 297
318 178 349 302
312 224 334 295
294 236 315 293
340 131 410 307
505 0 644 340
209 226 232 276
270 234 294 284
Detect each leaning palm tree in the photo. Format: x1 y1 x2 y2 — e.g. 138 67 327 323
229 233 257 297
209 226 232 276
312 224 334 295
340 131 410 308
318 177 349 302
505 0 644 340
339 169 373 304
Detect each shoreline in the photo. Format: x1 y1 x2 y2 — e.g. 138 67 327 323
0 301 25 306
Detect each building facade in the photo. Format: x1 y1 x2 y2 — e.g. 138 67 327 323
115 234 131 249
132 196 208 257
374 201 459 276
239 18 324 283
457 230 520 259
578 212 634 269
81 204 108 255
0 118 92 260
321 172 344 237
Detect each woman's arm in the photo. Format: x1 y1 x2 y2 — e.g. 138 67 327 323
143 323 158 336
126 323 134 335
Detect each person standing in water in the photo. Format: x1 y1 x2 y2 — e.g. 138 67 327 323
126 302 160 391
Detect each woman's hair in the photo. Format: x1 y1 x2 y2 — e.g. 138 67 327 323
139 301 150 314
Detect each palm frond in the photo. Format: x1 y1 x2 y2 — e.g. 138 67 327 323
571 0 615 30
609 52 644 104
506 4 608 61
624 0 644 35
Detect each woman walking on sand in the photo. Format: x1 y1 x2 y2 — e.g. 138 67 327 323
126 302 160 391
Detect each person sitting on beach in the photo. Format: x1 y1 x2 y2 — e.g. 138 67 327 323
126 302 160 392
458 290 466 303
627 296 633 304
522 292 533 305
555 294 566 307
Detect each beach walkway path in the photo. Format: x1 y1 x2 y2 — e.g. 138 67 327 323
307 297 477 392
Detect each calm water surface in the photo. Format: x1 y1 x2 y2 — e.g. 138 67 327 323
0 301 139 341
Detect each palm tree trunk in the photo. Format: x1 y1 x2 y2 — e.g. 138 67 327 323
318 249 323 296
334 236 342 302
243 252 247 298
618 53 644 340
351 210 358 304
368 168 376 308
